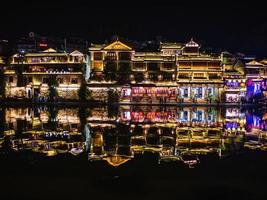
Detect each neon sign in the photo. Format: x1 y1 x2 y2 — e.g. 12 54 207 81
39 43 48 48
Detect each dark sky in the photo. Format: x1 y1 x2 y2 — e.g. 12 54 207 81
1 0 267 56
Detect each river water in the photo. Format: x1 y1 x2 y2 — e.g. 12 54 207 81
0 105 266 199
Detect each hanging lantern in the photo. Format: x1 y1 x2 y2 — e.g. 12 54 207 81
129 74 135 81
172 73 176 81
158 74 163 81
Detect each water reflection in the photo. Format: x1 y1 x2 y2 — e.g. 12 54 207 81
1 107 84 157
0 106 266 168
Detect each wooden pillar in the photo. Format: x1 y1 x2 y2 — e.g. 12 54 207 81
116 51 119 71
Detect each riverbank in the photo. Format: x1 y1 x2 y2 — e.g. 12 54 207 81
0 99 265 108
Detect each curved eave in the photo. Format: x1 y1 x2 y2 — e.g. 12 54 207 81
103 156 131 167
25 53 68 57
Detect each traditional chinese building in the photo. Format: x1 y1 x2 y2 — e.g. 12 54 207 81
176 39 224 104
222 52 246 103
87 38 267 105
125 47 178 104
5 48 87 100
120 39 224 104
1 36 267 104
245 60 266 102
89 39 133 82
88 40 133 101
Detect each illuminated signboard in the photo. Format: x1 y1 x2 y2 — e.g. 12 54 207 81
39 43 48 48
226 108 240 117
226 80 240 88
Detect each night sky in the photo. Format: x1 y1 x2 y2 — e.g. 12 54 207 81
1 0 267 57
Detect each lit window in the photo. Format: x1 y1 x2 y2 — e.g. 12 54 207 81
106 52 117 60
93 61 103 71
123 89 131 97
194 73 205 79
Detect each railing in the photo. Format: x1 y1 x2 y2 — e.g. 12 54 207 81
132 67 147 71
26 60 85 64
160 67 176 72
12 58 85 65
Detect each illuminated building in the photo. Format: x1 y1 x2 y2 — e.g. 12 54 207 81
245 60 267 102
122 42 180 104
176 39 224 103
5 48 87 100
121 39 224 104
89 38 226 104
1 36 267 104
88 39 133 100
89 39 133 80
222 52 246 103
87 37 267 104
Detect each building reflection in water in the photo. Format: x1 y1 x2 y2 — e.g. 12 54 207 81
1 107 84 156
0 106 266 168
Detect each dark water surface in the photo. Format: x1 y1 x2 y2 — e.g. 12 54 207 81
0 105 267 200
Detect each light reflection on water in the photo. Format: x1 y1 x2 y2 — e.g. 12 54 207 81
0 106 266 168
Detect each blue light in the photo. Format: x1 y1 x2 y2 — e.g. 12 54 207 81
225 122 238 129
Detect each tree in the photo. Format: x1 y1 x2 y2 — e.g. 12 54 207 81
0 56 9 99
207 93 216 103
108 104 118 119
104 62 117 82
135 73 144 83
107 89 119 103
0 69 6 99
78 107 89 140
48 106 58 130
48 76 58 101
117 63 131 84
78 80 91 101
0 107 6 137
